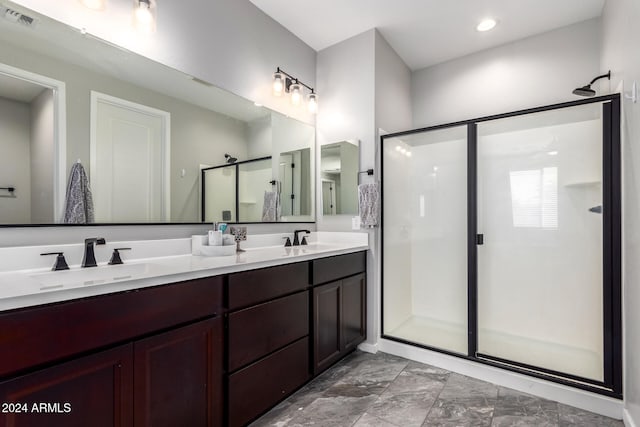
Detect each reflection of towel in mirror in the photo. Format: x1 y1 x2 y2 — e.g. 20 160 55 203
262 191 278 222
358 183 379 227
63 163 94 224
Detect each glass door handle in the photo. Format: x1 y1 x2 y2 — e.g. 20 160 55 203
589 205 602 214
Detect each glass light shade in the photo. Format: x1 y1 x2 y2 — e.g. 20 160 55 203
307 93 318 113
272 72 284 96
80 0 106 10
290 83 302 106
134 0 156 33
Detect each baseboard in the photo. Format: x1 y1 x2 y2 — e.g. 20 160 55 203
378 338 623 420
357 342 378 354
624 408 638 427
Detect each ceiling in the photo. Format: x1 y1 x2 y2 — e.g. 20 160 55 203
249 0 605 71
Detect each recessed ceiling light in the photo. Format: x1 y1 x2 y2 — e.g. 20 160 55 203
477 18 497 32
547 151 558 156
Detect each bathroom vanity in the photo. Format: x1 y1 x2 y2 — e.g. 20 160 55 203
0 235 367 427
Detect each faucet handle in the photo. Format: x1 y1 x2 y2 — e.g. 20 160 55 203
108 248 131 265
41 252 70 271
282 237 292 247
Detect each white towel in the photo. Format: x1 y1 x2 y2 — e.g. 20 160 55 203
358 183 379 227
63 163 94 224
262 191 278 222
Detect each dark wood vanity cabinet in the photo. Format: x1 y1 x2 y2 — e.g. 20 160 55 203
0 344 134 427
0 277 224 427
134 317 223 427
0 250 367 427
312 252 367 375
226 263 311 427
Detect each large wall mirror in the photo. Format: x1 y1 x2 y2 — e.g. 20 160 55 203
320 140 359 215
0 2 314 225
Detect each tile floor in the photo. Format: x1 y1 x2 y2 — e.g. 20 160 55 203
251 351 623 427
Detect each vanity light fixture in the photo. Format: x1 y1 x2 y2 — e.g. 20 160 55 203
133 0 156 33
476 18 497 32
79 0 107 10
272 67 318 113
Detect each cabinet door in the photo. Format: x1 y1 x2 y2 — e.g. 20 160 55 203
0 344 133 427
313 281 342 375
342 273 366 352
134 317 223 427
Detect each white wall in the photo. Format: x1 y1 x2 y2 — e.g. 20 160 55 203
30 88 54 223
9 0 316 125
412 19 602 127
0 96 31 223
316 29 412 352
600 0 640 425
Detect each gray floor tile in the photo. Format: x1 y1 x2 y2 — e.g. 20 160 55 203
250 352 623 427
493 387 559 424
286 396 378 427
367 391 439 427
353 413 400 427
558 404 624 426
438 373 499 400
424 397 495 427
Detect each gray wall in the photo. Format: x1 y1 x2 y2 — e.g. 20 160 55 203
601 0 640 424
30 88 54 223
0 96 31 223
411 19 601 127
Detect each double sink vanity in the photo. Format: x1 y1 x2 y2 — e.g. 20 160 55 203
0 232 368 426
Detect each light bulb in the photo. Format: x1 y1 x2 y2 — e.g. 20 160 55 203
80 0 106 10
290 83 302 106
476 18 497 32
273 72 284 96
134 0 155 33
307 93 318 113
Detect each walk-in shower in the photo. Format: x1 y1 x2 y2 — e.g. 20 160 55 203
381 94 621 397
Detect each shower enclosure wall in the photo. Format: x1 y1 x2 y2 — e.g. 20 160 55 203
381 95 621 397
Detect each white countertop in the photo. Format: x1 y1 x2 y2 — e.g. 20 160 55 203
0 232 368 311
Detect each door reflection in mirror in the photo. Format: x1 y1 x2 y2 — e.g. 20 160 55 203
320 140 359 215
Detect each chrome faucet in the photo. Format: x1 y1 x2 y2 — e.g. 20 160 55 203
293 230 310 246
82 237 106 268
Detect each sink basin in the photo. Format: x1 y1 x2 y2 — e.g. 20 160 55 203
29 263 165 290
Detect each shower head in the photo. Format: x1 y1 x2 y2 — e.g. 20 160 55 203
224 153 237 164
572 71 611 97
572 85 597 97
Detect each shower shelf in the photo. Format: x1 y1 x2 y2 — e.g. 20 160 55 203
563 180 601 188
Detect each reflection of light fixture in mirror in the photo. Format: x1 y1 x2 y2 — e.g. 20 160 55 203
272 67 318 113
307 92 318 114
272 72 284 96
290 82 302 105
79 0 107 10
134 0 156 33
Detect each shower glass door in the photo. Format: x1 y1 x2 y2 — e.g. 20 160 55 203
382 125 468 355
476 102 606 382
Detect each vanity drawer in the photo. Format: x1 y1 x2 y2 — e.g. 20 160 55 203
0 276 223 378
227 291 308 372
311 251 366 285
228 337 309 427
228 261 309 309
